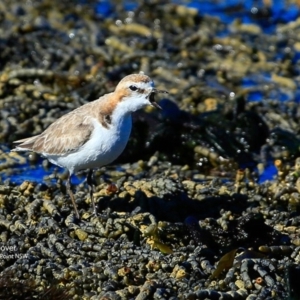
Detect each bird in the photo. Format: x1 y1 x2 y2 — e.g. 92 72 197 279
12 74 166 219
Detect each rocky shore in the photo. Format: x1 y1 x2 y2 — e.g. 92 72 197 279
1 0 300 299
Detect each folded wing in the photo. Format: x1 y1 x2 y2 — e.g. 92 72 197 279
13 111 93 156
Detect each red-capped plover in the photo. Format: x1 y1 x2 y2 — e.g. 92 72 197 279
13 74 165 219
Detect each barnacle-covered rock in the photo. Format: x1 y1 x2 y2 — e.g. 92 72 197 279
0 0 300 299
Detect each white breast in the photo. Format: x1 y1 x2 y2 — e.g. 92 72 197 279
47 115 132 173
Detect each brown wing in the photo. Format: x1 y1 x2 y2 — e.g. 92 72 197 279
13 92 119 155
13 109 94 155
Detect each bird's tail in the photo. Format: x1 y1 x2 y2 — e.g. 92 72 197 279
12 136 39 152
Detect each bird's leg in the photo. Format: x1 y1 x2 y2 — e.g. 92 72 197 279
66 173 80 219
87 169 97 215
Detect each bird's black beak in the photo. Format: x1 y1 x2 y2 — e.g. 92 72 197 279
148 89 168 110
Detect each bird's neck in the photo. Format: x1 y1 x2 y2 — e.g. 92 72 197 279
111 108 132 132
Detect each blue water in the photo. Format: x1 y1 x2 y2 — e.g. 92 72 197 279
258 163 278 183
96 0 300 34
2 160 83 185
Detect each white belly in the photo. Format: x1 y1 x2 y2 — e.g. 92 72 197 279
46 115 132 173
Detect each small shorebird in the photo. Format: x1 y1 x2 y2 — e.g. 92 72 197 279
12 74 165 219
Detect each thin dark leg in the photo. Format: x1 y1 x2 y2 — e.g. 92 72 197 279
87 169 97 215
66 172 80 219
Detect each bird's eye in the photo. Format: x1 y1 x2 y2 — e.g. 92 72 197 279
129 85 138 91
